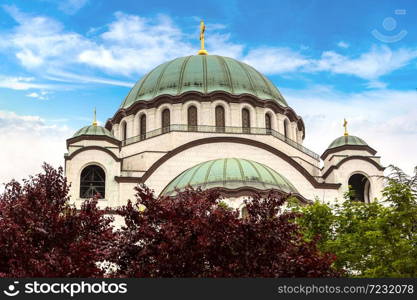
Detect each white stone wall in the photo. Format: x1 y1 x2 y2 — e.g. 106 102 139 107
65 148 121 208
65 99 386 211
114 100 303 143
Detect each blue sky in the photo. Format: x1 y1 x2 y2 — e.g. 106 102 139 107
0 0 416 184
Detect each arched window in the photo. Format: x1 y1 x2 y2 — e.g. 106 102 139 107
242 108 250 133
187 106 197 131
139 114 146 140
215 106 225 133
265 113 272 134
121 121 127 141
80 165 105 199
162 109 170 133
348 174 370 202
284 119 289 139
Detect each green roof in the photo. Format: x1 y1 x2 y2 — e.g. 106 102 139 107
327 135 368 149
121 55 287 109
72 125 116 139
161 158 297 196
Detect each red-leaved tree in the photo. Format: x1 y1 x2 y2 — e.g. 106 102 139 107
110 186 340 277
0 164 114 277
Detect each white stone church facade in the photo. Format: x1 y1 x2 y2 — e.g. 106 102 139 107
64 53 385 211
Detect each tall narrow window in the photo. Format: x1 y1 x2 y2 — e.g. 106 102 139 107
242 108 250 134
284 119 289 139
215 106 225 132
265 113 272 134
187 106 197 131
140 114 146 140
162 109 170 133
122 121 127 141
80 165 105 199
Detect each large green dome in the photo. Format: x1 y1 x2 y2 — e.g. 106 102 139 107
161 158 297 196
121 55 287 109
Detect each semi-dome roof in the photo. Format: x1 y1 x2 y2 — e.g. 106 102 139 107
327 135 368 149
72 125 116 139
161 158 297 196
121 55 287 109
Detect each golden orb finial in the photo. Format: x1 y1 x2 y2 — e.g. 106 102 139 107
92 107 98 126
343 118 348 136
197 20 208 55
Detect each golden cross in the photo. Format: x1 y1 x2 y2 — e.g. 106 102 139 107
343 118 348 136
198 20 208 55
92 107 98 126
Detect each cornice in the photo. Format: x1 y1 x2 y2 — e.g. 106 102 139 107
105 91 306 139
321 144 377 160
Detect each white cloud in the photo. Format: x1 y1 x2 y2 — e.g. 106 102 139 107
78 12 195 75
26 90 49 100
311 45 417 80
243 47 309 74
2 5 93 69
337 41 349 48
58 0 88 15
0 76 53 90
283 86 417 175
0 111 73 190
2 6 417 88
44 70 134 87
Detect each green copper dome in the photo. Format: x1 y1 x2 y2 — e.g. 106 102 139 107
161 158 297 196
72 125 116 139
327 135 368 149
121 55 287 109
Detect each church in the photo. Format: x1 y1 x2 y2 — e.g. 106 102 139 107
64 22 385 212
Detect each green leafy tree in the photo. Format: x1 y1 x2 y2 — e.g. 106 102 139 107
293 165 417 277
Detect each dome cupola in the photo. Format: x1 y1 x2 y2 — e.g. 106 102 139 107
321 119 377 160
120 55 288 109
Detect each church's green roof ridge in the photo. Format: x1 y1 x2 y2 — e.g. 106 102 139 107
161 158 297 196
121 55 287 109
327 135 368 149
72 125 116 139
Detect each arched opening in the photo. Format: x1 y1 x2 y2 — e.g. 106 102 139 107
215 106 225 133
242 108 250 134
284 119 289 139
79 165 106 199
139 114 146 140
265 113 272 134
162 109 170 133
121 121 127 141
187 106 197 131
348 174 370 202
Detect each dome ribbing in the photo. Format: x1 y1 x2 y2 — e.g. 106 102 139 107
121 55 287 109
161 158 297 196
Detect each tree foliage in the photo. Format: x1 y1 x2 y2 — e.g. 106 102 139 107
0 164 114 277
109 186 340 277
293 165 417 277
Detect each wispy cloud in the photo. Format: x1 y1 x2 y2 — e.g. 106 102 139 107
58 0 89 15
26 90 49 100
310 45 417 80
0 76 54 90
337 41 349 48
2 6 417 90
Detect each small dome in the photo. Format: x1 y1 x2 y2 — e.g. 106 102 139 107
72 125 116 139
161 158 297 196
327 135 368 149
121 55 287 109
